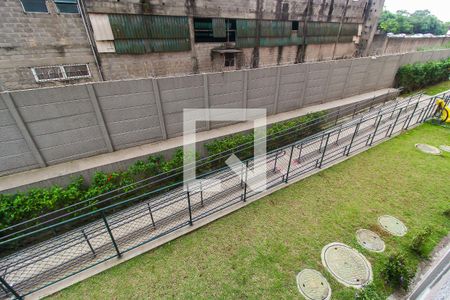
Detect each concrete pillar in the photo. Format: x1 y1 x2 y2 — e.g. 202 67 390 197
273 67 281 114
203 74 211 130
86 85 114 152
1 92 46 167
152 79 168 140
298 64 310 108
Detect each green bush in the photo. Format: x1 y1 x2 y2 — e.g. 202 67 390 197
205 111 326 167
396 58 450 93
355 283 383 300
381 253 414 290
0 111 326 231
410 227 432 258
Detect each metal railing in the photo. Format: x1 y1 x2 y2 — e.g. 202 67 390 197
0 90 448 299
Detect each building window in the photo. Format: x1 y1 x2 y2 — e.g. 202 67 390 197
20 0 48 13
194 18 236 43
54 0 79 14
292 21 299 31
31 64 91 82
224 53 235 67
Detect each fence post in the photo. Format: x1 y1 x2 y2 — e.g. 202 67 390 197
420 98 435 122
186 191 193 225
82 229 96 257
318 132 331 168
147 203 156 227
296 143 303 162
404 102 419 130
389 107 403 137
284 145 295 183
0 276 22 300
199 180 204 207
346 121 361 156
242 160 249 202
101 212 121 257
334 107 341 125
369 115 382 146
352 103 359 118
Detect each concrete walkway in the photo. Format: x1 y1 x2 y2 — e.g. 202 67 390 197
0 93 431 299
0 88 398 193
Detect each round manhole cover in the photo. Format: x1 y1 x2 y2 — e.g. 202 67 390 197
321 242 372 288
439 145 450 153
296 269 331 300
378 215 407 236
415 144 441 155
356 229 385 252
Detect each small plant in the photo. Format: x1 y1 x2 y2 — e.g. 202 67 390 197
410 227 432 257
444 208 450 218
382 253 414 290
355 283 383 300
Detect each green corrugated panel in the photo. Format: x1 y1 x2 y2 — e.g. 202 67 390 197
289 35 304 45
212 18 226 38
114 40 146 54
114 38 190 54
109 14 189 39
305 36 337 44
260 20 291 37
306 22 340 36
109 14 148 39
236 19 257 38
235 37 257 48
340 23 359 36
146 15 189 39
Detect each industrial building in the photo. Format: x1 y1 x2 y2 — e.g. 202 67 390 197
0 0 384 91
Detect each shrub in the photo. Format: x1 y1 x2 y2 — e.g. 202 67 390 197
396 58 450 93
410 227 432 258
444 208 450 218
381 253 414 290
355 283 383 300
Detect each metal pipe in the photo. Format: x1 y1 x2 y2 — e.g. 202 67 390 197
101 213 121 257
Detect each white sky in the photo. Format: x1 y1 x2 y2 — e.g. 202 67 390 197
383 0 450 22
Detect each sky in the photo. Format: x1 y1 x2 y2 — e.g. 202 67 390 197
383 0 450 22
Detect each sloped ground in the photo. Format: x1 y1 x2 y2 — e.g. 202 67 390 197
49 123 450 299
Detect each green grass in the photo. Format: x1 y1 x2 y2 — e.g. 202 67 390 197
49 124 450 300
402 80 450 97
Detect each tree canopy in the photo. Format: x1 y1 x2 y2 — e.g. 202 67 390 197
378 10 448 35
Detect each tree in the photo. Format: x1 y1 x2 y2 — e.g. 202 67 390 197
378 10 447 35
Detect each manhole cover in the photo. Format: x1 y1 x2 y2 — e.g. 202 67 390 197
415 144 441 155
356 229 385 252
296 269 331 300
321 242 372 288
439 145 450 153
378 215 407 236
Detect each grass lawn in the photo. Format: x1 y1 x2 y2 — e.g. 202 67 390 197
49 123 450 300
402 80 450 97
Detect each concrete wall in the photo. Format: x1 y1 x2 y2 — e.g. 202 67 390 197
0 0 101 91
1 48 449 176
369 34 450 56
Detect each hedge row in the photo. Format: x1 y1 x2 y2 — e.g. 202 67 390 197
396 58 450 92
0 112 325 230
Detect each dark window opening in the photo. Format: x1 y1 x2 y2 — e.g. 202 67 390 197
194 18 236 43
55 0 79 14
224 53 235 67
20 0 48 13
292 21 299 31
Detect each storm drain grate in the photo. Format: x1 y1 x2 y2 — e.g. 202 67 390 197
415 143 441 155
356 229 385 252
439 145 450 153
321 242 372 288
378 215 407 236
296 269 331 300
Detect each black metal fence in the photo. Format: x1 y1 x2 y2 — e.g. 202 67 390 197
0 91 448 299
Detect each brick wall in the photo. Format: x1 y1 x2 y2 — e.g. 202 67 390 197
0 0 100 91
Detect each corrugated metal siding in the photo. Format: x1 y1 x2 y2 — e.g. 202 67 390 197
306 22 340 36
340 23 359 36
109 14 190 53
260 20 291 37
212 18 226 38
236 19 257 38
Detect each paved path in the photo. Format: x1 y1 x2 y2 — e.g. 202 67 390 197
0 94 435 299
